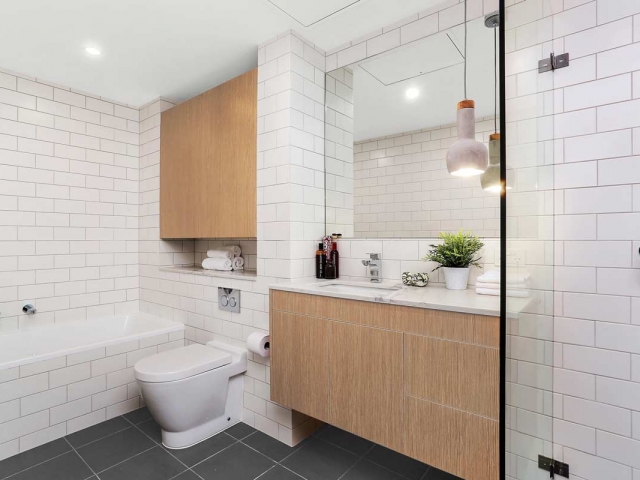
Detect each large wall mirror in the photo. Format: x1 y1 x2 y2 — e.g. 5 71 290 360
324 15 501 239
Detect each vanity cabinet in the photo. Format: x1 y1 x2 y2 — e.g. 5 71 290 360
329 322 404 451
270 290 499 480
159 68 257 239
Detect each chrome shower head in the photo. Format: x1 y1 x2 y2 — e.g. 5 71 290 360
484 11 499 28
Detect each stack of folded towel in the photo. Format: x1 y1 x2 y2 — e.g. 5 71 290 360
475 270 530 298
202 246 245 271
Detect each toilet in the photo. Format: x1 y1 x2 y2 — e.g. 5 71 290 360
134 341 247 449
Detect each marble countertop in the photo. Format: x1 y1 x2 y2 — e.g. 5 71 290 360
269 278 533 318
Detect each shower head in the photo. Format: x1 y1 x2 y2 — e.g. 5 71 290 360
484 11 499 28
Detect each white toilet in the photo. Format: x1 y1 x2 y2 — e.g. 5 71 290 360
134 341 247 449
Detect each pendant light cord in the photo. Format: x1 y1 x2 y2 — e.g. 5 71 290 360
464 0 468 99
494 26 497 133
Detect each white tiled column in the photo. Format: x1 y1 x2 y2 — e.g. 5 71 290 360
257 31 327 281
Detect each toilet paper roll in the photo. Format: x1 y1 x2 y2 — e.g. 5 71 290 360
247 332 270 357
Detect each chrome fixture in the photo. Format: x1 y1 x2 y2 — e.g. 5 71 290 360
361 253 382 283
22 304 36 315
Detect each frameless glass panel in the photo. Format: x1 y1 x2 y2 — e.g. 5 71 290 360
503 1 555 478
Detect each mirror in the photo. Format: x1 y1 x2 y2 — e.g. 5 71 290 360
324 16 500 239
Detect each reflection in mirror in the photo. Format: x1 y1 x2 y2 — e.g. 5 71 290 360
325 16 502 239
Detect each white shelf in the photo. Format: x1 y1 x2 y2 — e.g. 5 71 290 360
159 266 258 281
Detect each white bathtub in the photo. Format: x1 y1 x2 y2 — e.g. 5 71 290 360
0 313 184 370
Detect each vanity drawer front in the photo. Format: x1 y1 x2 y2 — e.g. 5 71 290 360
328 321 404 452
404 334 499 420
270 310 330 422
271 291 499 347
404 396 499 480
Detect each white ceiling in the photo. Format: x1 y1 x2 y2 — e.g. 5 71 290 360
352 17 500 141
0 0 445 107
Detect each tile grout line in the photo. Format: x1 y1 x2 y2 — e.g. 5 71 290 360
63 437 101 480
1 448 74 480
123 414 206 480
335 442 377 480
93 444 158 475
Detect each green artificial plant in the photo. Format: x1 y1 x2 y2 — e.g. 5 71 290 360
422 231 484 271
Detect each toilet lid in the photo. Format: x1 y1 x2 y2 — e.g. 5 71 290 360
134 344 232 383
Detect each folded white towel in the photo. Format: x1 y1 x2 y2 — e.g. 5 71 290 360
476 281 529 289
232 256 244 271
477 270 530 285
475 287 530 298
202 257 233 271
207 246 241 259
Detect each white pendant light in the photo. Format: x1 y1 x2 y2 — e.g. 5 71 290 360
446 0 489 177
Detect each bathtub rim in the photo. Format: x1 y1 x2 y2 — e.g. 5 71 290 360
0 313 184 371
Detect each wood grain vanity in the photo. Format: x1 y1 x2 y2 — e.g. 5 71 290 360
270 289 500 480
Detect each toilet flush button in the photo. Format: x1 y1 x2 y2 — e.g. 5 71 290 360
218 287 240 313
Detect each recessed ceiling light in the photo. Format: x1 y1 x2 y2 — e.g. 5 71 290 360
405 88 419 99
85 47 101 56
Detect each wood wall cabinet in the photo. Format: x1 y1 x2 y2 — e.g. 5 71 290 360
270 290 500 480
160 68 257 239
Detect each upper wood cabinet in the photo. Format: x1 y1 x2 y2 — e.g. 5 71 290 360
160 69 257 239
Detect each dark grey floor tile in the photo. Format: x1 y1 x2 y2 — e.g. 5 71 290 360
99 446 187 480
170 471 202 480
66 416 130 448
76 427 155 473
123 406 153 425
193 442 274 480
257 465 304 480
242 431 300 462
281 437 359 480
167 431 235 467
422 466 462 480
8 452 92 480
342 459 406 480
224 422 257 440
137 418 163 444
0 438 71 479
316 426 374 456
365 446 428 480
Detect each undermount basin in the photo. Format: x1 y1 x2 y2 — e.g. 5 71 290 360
316 281 401 297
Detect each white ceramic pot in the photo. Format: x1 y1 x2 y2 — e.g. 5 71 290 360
443 267 470 290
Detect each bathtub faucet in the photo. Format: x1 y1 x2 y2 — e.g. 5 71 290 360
22 304 36 315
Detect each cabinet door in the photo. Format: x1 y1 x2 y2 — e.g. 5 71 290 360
329 322 403 451
160 68 257 238
270 311 330 422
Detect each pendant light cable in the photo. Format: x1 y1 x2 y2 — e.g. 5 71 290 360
464 0 468 99
494 26 497 133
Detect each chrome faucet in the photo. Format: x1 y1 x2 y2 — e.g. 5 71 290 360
362 253 381 283
22 304 36 315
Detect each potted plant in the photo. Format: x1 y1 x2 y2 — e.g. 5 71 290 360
422 231 484 290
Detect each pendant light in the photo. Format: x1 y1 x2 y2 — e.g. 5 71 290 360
480 12 514 193
446 0 489 177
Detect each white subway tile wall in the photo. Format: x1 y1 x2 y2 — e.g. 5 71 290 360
0 331 184 460
352 119 500 238
325 67 354 238
0 72 140 333
504 0 640 478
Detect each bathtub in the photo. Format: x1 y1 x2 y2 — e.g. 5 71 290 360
0 313 184 370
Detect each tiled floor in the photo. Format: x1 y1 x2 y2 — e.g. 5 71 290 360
0 407 460 480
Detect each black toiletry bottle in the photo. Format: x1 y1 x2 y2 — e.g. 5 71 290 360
331 241 339 278
325 260 336 280
315 243 326 279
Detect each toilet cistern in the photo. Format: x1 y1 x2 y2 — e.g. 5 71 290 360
362 253 382 283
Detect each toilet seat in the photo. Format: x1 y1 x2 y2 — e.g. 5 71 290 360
134 344 232 383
